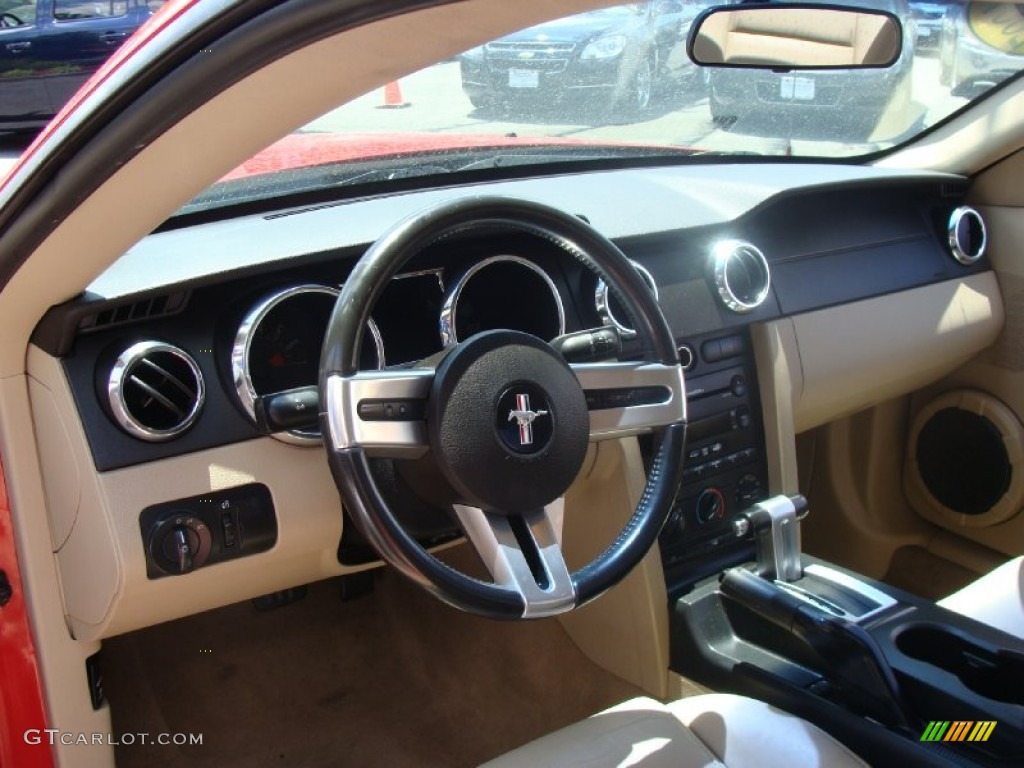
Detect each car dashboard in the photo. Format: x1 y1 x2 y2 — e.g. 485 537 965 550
27 161 1002 640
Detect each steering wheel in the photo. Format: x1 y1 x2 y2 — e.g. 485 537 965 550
320 196 687 619
0 12 24 27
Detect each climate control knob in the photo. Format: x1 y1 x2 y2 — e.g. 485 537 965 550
695 488 726 525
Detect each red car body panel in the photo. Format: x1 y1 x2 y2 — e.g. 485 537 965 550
220 131 584 181
0 457 53 768
218 131 659 182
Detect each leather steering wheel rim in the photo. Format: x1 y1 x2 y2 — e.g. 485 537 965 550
320 196 687 619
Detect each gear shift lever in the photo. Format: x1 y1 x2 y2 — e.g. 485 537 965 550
734 494 807 582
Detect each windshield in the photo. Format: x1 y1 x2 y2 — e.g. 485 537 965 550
184 0 1024 214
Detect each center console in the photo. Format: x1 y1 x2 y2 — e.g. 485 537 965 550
668 492 1024 767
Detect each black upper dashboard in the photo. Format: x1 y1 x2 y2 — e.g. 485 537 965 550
33 163 989 471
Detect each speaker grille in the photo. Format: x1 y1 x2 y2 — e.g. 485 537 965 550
917 407 1010 516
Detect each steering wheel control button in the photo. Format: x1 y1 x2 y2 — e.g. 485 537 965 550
357 399 427 421
427 330 589 513
583 386 670 410
497 385 553 454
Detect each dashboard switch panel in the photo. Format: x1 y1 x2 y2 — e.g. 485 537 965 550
140 484 276 579
657 330 768 591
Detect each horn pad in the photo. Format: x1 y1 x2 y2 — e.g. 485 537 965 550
426 330 589 514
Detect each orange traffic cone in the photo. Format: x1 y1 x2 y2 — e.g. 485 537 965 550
378 80 410 109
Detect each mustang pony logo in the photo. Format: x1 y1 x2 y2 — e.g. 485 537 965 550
508 393 548 446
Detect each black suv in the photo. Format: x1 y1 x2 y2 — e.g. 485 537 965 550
460 1 701 115
0 1 160 132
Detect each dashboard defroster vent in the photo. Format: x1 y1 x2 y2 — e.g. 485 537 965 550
107 342 205 442
947 206 986 265
79 292 187 332
711 240 771 313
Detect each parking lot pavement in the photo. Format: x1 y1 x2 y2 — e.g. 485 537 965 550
305 56 965 158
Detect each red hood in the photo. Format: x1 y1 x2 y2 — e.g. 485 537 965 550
218 131 661 182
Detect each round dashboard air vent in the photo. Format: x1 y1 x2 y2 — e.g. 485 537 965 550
711 240 771 314
108 341 205 442
595 260 658 339
947 206 986 265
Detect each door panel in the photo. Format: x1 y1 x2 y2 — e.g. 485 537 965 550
0 3 49 128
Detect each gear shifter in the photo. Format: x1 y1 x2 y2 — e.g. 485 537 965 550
735 494 806 582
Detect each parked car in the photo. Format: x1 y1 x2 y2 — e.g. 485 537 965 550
459 1 701 115
2 2 1024 768
0 0 159 132
705 0 916 129
939 1 1024 94
910 1 947 49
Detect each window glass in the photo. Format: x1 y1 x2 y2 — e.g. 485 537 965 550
53 1 129 21
179 0 1024 214
0 2 38 27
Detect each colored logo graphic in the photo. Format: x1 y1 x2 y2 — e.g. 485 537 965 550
967 3 1024 55
920 721 997 743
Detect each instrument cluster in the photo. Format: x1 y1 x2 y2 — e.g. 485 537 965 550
231 256 569 443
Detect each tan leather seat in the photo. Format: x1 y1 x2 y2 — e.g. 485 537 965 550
938 555 1024 638
481 693 868 767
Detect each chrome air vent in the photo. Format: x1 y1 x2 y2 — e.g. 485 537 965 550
108 342 205 442
947 206 987 265
595 260 658 338
711 240 771 313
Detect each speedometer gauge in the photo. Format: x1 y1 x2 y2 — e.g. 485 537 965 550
232 285 383 445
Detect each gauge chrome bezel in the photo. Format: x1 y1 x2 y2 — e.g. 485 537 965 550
594 260 659 339
232 284 384 446
439 255 566 347
947 206 987 265
108 340 205 442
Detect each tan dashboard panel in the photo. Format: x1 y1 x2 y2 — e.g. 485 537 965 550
970 149 1024 208
790 273 1003 433
27 344 349 641
901 204 1024 559
558 438 670 699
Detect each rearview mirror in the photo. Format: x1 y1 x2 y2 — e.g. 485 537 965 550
688 3 903 70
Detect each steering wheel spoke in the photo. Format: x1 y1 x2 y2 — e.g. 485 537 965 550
573 361 686 440
324 368 434 458
453 499 575 619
